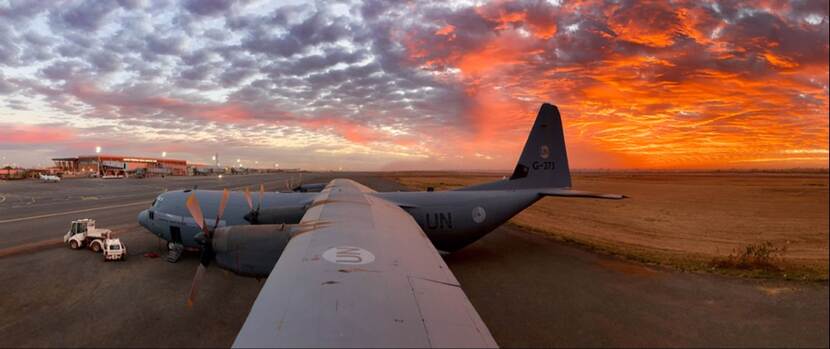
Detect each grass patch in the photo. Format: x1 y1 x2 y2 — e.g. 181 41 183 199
707 241 816 280
711 241 786 271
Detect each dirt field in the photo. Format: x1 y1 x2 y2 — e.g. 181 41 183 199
389 171 830 280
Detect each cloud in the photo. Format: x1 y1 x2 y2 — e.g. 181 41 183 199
0 123 75 144
184 0 233 16
50 0 120 32
0 0 826 169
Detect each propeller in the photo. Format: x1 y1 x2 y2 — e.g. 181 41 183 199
184 188 230 306
242 184 265 224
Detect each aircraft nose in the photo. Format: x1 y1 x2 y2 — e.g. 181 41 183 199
138 210 149 230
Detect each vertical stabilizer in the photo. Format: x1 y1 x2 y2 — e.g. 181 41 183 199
459 103 572 190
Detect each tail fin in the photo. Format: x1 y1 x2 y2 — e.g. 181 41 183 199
460 103 572 190
507 103 571 188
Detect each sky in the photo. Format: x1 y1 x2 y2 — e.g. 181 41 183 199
0 0 827 170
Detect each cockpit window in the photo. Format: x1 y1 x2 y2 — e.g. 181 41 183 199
153 195 164 207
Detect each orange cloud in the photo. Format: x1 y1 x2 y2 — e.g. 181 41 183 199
0 124 75 144
400 1 828 169
435 24 455 37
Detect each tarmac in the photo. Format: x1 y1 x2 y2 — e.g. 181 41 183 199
0 173 827 347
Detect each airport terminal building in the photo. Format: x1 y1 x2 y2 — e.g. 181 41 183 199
52 155 187 177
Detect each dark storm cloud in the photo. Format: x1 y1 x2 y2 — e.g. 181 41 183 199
184 0 233 16
89 51 121 72
790 0 829 16
146 35 187 56
116 0 144 10
50 0 120 32
241 11 353 58
722 10 829 65
219 67 255 86
0 22 20 65
41 60 87 81
0 0 51 22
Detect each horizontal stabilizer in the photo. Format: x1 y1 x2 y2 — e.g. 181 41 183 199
292 182 327 192
540 189 626 200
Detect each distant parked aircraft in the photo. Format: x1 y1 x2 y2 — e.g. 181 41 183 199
39 173 61 182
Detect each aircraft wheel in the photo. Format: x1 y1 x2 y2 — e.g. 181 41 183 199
69 241 79 249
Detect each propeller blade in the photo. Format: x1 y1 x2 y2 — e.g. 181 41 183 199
243 186 253 210
186 264 206 307
213 189 229 230
258 184 264 210
185 193 207 233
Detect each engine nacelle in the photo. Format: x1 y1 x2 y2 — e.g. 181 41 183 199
212 225 297 277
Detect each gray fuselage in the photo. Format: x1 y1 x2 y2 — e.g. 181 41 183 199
138 188 543 252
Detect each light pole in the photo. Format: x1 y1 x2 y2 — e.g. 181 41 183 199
95 146 101 177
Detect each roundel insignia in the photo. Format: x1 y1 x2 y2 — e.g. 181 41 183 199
322 246 375 265
472 206 486 224
540 145 550 159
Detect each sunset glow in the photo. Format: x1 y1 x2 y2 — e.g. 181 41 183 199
0 0 827 170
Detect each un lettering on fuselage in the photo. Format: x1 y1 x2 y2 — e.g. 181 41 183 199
426 212 452 230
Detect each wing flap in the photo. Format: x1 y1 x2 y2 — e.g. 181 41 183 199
409 276 498 348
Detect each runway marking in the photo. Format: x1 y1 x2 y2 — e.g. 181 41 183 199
0 176 299 224
0 201 149 224
0 238 63 259
0 195 5 204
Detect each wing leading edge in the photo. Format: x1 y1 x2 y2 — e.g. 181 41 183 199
233 179 497 348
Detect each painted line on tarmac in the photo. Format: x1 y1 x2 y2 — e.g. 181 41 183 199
0 238 63 259
0 177 297 224
0 195 5 204
0 201 149 224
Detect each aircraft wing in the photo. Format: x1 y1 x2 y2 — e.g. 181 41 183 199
233 179 497 348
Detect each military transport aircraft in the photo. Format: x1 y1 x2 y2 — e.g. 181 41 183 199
138 103 624 347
